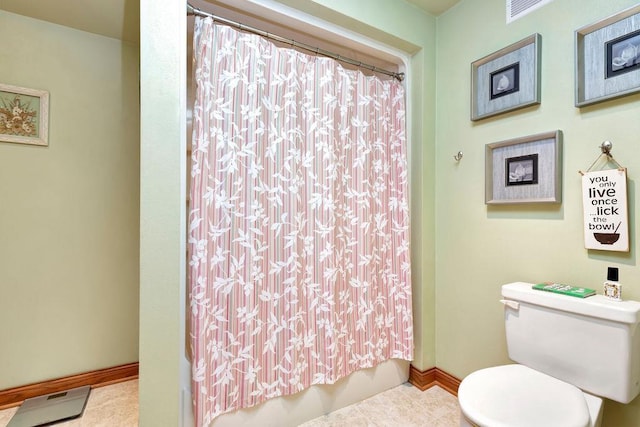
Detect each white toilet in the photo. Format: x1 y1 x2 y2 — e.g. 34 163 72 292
458 282 640 427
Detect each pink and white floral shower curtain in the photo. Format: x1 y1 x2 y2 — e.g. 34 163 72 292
189 17 413 426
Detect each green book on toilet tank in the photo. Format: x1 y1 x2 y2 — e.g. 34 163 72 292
532 283 596 298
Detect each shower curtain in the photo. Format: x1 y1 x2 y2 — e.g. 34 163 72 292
189 17 413 426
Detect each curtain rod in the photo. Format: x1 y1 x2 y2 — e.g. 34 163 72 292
186 3 404 82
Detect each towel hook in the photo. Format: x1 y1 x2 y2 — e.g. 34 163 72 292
453 151 463 162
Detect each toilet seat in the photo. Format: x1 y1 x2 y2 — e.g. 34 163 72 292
458 364 591 427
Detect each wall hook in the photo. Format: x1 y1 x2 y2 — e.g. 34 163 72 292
453 151 463 162
600 140 613 155
579 140 624 175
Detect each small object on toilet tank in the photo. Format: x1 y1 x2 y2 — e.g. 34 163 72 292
532 282 596 298
604 267 622 301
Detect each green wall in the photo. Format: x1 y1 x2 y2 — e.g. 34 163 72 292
139 0 189 425
0 11 139 390
138 0 640 425
435 0 640 425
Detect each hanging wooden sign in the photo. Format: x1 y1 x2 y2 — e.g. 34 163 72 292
581 168 629 251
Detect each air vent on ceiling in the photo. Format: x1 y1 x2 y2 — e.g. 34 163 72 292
507 0 555 23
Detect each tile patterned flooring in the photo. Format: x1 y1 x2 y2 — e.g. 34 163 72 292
301 384 460 427
0 380 459 426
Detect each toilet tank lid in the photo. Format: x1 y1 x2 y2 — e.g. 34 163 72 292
502 282 640 325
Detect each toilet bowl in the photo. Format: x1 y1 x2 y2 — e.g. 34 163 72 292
458 364 603 427
457 282 640 427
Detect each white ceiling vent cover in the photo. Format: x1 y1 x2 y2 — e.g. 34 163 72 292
507 0 555 23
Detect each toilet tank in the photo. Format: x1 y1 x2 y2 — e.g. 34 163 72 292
502 282 640 403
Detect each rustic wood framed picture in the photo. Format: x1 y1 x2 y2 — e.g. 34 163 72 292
582 168 629 252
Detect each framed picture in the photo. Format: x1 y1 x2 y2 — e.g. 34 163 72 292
575 4 640 107
485 130 562 205
0 83 49 146
606 29 640 78
490 63 520 99
471 33 541 121
505 154 538 186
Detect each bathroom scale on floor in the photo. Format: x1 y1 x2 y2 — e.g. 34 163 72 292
7 385 90 427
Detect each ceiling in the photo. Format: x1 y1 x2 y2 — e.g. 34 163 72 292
0 0 140 43
406 0 460 16
0 0 459 44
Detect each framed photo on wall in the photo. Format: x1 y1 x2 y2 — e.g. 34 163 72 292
575 4 640 107
485 130 562 205
606 29 640 79
505 154 538 187
471 33 541 121
0 83 49 146
490 63 520 99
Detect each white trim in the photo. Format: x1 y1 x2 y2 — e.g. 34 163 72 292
214 0 411 69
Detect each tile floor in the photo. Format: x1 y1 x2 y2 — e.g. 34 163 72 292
0 380 459 427
300 384 460 427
